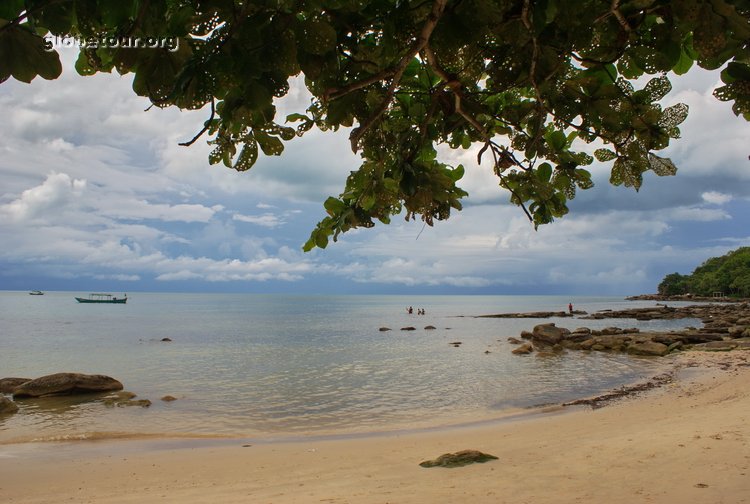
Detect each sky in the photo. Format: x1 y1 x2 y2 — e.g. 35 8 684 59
1 49 750 296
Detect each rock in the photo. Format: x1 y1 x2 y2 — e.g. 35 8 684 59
13 373 124 399
419 449 498 468
728 325 748 338
520 330 534 340
507 337 523 344
401 326 416 331
0 377 31 394
161 395 178 402
627 341 670 356
694 341 738 352
0 396 19 415
449 341 462 347
424 325 437 330
161 337 172 342
512 343 533 355
378 327 391 332
531 323 568 345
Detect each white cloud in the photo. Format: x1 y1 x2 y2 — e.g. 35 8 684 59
1 172 86 222
232 212 285 228
701 191 733 205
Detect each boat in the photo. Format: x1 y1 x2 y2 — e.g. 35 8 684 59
29 290 44 295
75 293 128 304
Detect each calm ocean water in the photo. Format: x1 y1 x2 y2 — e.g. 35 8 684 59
0 292 701 444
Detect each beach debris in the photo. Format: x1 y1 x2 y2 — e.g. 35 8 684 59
12 373 124 399
0 377 31 394
379 327 391 332
161 395 178 402
0 396 19 415
562 373 673 409
419 449 499 468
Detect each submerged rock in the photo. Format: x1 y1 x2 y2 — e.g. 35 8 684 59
420 449 499 468
12 373 124 399
512 343 533 355
0 396 19 415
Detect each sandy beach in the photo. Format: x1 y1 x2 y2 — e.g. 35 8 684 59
2 350 749 504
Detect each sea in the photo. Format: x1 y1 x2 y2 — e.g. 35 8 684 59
0 292 703 445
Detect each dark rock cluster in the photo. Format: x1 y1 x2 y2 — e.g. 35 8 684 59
509 302 750 356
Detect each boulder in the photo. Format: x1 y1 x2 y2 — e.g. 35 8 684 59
626 341 669 356
401 326 416 331
0 377 31 394
531 323 568 345
419 450 498 468
378 327 391 332
0 396 19 415
507 337 523 344
13 373 123 399
424 325 437 330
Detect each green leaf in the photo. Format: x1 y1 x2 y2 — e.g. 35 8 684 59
537 162 552 182
594 148 617 162
254 130 284 156
672 46 694 75
300 19 337 56
0 25 62 83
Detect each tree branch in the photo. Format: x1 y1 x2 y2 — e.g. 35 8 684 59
179 99 216 146
347 0 449 152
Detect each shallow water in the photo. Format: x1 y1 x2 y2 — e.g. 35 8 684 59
0 292 701 444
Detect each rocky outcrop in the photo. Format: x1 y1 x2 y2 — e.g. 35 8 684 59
419 450 499 468
477 310 586 318
0 396 19 415
0 377 31 394
507 301 750 356
12 373 123 399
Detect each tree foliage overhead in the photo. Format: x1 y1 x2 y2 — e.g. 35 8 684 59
1 1 749 250
658 247 750 297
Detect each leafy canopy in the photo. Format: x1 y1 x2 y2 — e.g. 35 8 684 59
658 247 750 297
2 1 749 250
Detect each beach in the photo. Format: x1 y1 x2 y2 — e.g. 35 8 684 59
2 350 748 504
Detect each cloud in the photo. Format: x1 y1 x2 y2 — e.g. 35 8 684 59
701 191 733 205
232 212 285 228
1 172 86 222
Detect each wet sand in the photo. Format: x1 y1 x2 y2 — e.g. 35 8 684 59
1 351 749 504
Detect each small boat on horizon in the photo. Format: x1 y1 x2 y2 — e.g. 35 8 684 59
29 290 44 295
75 293 128 304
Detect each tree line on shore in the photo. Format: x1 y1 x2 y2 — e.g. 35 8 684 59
658 247 750 298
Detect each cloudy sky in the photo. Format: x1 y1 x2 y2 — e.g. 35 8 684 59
1 49 749 295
